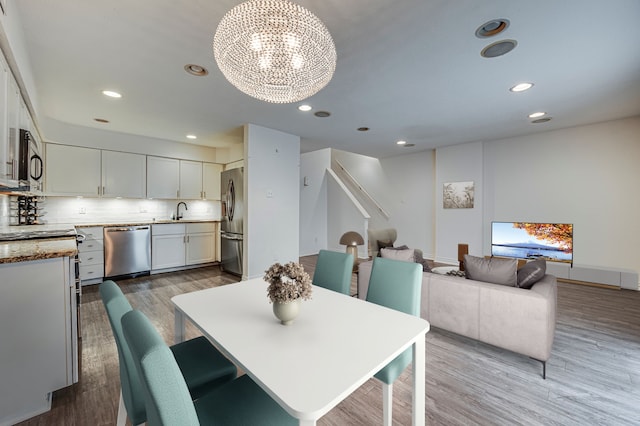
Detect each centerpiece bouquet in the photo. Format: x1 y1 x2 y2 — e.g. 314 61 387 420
264 261 312 325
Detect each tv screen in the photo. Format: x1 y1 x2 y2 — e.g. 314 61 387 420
491 222 573 263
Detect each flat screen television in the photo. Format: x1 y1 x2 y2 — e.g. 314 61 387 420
491 222 573 264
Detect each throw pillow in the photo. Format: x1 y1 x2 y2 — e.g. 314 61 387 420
380 247 416 263
463 254 517 287
517 259 547 289
376 240 394 256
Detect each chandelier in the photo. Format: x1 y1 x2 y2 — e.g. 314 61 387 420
213 0 336 104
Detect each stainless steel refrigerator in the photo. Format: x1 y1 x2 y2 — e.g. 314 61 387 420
220 167 243 276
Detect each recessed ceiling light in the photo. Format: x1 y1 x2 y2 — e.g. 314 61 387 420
298 105 312 112
357 127 370 132
102 90 122 98
528 111 546 119
186 134 197 140
510 83 534 92
396 140 407 145
531 117 552 124
184 64 208 76
314 111 331 118
475 19 510 38
94 118 109 123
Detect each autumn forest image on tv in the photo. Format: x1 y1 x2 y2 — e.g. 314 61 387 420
491 222 573 263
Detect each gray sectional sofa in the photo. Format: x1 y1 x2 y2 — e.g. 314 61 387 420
357 259 557 378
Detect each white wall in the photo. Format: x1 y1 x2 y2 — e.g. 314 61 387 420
299 149 330 256
244 124 300 279
42 118 219 163
299 148 436 259
381 151 435 260
434 142 484 264
484 116 640 276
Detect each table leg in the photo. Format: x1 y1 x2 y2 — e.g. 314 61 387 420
412 334 426 426
174 307 185 344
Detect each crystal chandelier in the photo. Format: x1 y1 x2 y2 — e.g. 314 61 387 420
213 0 336 104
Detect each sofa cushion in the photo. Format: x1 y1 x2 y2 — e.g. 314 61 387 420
376 240 394 256
464 255 517 287
380 247 415 262
517 259 547 289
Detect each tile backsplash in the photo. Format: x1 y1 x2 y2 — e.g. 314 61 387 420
39 197 221 224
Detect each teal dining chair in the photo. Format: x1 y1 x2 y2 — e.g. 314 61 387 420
312 249 354 295
366 257 423 426
122 309 297 425
99 280 237 426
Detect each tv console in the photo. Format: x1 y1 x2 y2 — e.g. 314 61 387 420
545 262 638 290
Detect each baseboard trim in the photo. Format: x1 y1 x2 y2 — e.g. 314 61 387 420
557 278 620 290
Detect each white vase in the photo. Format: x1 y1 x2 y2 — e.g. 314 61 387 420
272 299 301 325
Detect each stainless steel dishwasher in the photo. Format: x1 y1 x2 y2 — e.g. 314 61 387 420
104 226 151 278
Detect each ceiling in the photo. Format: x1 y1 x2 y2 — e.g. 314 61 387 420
12 0 640 158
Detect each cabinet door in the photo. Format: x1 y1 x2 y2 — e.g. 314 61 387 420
0 55 8 183
102 151 146 198
179 160 203 199
151 234 186 269
0 258 72 419
147 156 179 199
6 77 20 181
186 232 215 265
203 163 223 200
45 144 101 196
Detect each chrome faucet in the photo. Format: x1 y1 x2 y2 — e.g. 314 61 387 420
176 202 188 220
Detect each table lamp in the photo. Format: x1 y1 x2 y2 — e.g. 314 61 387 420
339 231 364 270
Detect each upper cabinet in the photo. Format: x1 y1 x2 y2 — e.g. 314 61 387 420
0 54 9 183
101 151 146 198
46 145 146 198
179 160 203 200
147 156 222 200
203 162 222 200
147 156 180 199
45 144 101 196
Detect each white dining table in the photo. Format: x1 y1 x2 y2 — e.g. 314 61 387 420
172 277 429 425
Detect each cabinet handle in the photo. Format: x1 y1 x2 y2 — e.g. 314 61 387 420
12 159 18 179
102 186 106 195
97 186 101 195
177 189 180 198
203 191 206 199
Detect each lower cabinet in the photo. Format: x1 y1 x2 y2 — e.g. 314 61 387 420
0 256 76 425
151 222 216 271
76 226 104 285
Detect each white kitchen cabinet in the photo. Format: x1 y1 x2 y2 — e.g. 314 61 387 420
147 156 179 199
45 144 102 196
203 162 222 200
77 226 104 284
0 256 75 425
179 159 203 199
151 222 216 270
102 151 146 198
186 222 216 265
0 53 9 184
5 76 20 182
151 223 186 269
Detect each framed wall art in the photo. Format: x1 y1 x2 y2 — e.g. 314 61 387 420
443 181 474 209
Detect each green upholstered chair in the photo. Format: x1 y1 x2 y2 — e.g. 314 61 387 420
122 309 297 426
312 249 354 295
366 257 423 426
99 281 236 426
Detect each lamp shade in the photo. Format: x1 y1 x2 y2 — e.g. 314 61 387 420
339 231 364 246
213 0 336 104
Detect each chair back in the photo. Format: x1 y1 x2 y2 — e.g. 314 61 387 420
99 280 146 425
366 257 422 384
122 310 200 426
312 250 353 295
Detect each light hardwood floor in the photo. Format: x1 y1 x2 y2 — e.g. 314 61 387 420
19 257 640 425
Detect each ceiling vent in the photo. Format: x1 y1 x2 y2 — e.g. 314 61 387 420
481 40 517 58
531 117 552 124
314 111 331 118
476 19 510 38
